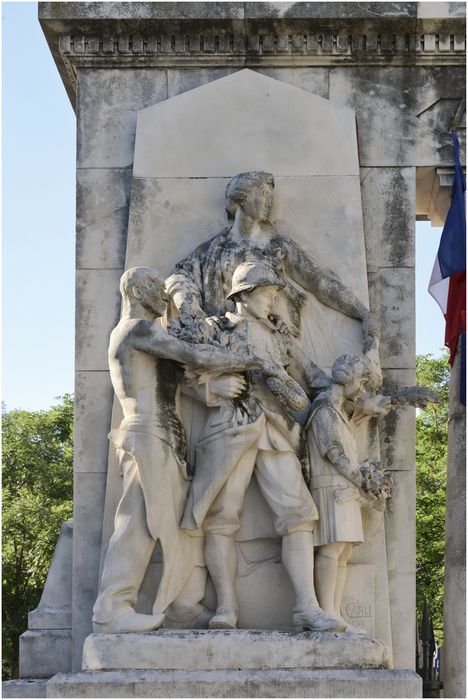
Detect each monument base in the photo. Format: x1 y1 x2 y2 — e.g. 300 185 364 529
81 629 392 672
45 630 421 697
47 668 422 698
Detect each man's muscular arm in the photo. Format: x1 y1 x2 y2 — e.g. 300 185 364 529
130 320 279 375
165 272 205 318
165 271 216 340
284 238 376 352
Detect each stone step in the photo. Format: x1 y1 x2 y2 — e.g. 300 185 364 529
47 668 422 698
82 629 391 672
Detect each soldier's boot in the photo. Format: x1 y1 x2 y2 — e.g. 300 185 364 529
282 531 347 633
205 533 239 629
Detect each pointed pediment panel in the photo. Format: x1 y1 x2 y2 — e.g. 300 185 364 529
133 69 358 178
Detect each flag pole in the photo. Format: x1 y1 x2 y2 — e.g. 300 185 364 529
437 126 466 698
443 333 466 698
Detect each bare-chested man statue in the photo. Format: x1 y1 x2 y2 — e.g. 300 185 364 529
93 266 278 633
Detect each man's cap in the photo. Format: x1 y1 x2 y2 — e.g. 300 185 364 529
227 261 284 300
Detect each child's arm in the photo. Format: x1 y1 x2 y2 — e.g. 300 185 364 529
310 405 362 487
325 447 382 507
325 447 363 489
352 386 439 427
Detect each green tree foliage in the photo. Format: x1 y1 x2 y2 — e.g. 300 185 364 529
416 353 449 643
2 395 74 680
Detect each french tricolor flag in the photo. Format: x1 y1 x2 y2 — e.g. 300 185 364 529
428 131 466 405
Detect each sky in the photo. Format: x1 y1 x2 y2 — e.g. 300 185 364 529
2 2 447 412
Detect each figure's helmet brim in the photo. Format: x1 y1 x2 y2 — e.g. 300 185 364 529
227 261 285 299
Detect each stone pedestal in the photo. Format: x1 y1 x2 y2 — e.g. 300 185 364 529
18 521 73 680
46 630 421 698
81 630 391 671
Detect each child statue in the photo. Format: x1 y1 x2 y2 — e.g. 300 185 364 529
306 353 437 634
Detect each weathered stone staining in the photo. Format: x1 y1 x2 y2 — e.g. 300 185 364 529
14 2 463 698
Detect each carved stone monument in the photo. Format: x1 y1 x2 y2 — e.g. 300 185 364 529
6 3 465 699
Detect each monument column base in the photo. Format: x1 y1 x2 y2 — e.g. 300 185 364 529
45 630 422 697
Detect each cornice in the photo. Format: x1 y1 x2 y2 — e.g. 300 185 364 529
39 5 466 111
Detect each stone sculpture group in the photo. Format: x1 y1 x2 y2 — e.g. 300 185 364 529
93 171 436 638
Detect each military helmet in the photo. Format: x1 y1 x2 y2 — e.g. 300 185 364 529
227 261 284 300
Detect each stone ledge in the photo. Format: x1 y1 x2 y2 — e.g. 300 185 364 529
38 2 465 21
28 608 71 630
2 679 47 698
82 629 391 672
47 668 422 698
